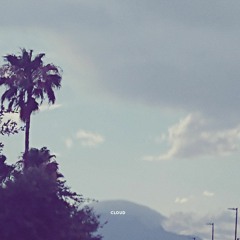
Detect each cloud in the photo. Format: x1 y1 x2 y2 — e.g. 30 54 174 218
69 0 240 125
2 1 240 161
76 129 105 147
65 138 73 149
144 113 240 161
64 130 105 149
142 155 164 162
155 134 167 144
175 197 189 204
39 104 62 112
163 211 235 240
163 212 201 236
203 191 214 197
1 103 61 123
1 0 240 126
2 112 21 124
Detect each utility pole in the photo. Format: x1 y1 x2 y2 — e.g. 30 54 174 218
206 223 214 240
228 208 238 240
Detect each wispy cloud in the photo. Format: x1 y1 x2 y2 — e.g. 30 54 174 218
163 211 234 240
203 191 215 197
65 129 105 149
144 113 240 161
1 103 62 123
65 138 73 149
76 129 105 147
2 112 21 124
142 155 165 162
175 197 189 204
39 103 62 112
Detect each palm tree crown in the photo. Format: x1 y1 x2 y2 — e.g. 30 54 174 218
0 48 62 154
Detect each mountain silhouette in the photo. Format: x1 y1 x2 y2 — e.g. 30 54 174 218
93 200 189 240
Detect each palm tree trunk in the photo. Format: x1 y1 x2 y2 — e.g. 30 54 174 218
24 114 31 156
24 88 32 157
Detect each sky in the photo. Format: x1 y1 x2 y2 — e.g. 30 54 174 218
1 0 240 239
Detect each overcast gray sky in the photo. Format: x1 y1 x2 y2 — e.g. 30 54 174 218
1 1 240 239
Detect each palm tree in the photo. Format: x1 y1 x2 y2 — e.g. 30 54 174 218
0 49 62 156
24 147 62 180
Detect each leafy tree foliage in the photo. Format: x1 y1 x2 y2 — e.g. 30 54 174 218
0 147 103 240
0 106 23 155
0 49 62 154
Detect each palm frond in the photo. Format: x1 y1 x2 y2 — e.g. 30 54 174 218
4 55 19 66
0 77 7 86
32 88 44 101
7 97 17 112
47 74 61 88
18 91 26 106
1 87 17 103
19 49 32 69
44 64 59 73
31 53 45 70
22 49 29 62
45 87 56 104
